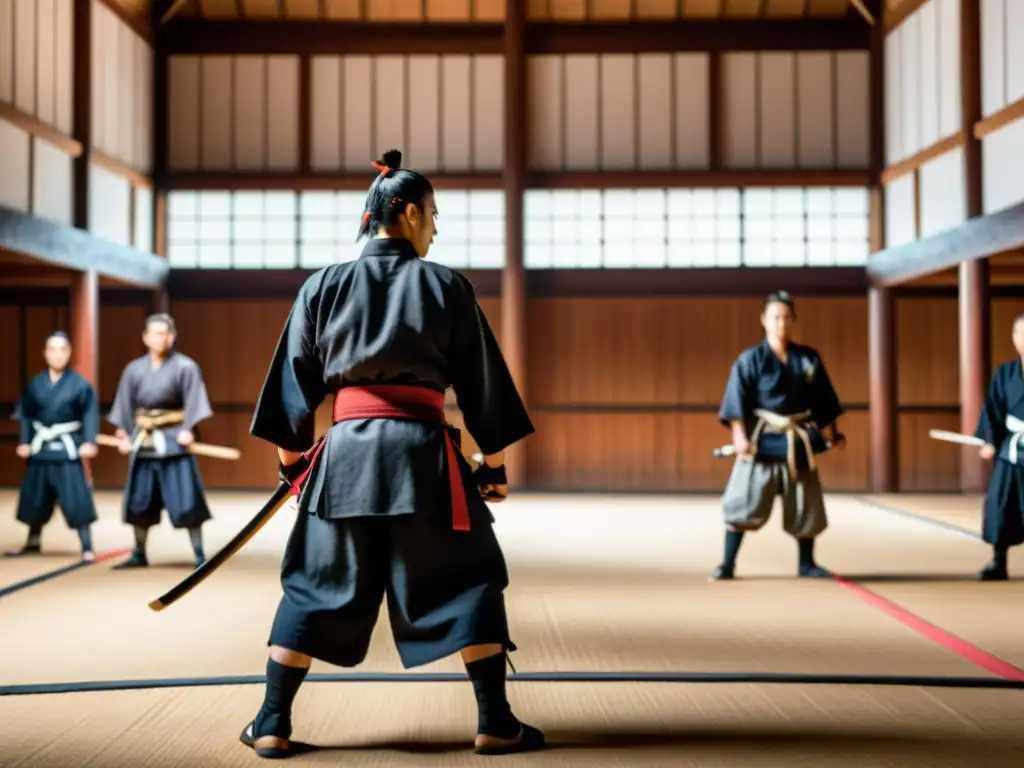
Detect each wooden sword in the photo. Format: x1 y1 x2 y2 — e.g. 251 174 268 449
927 429 986 447
95 433 241 461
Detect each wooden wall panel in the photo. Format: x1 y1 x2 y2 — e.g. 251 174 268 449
884 174 916 247
0 118 30 212
918 146 966 237
896 297 959 406
899 411 961 491
87 164 132 246
13 0 34 115
168 55 300 172
674 54 711 168
134 186 153 251
308 54 503 173
723 50 868 170
981 0 1024 118
32 138 73 225
983 118 1024 215
0 0 12 105
91 0 152 171
637 54 672 170
528 53 715 171
0 0 73 134
884 0 961 165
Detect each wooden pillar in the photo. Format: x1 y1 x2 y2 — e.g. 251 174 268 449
959 0 989 492
501 0 528 488
868 284 897 492
152 10 170 314
71 270 99 388
867 2 897 491
71 0 98 389
72 0 91 230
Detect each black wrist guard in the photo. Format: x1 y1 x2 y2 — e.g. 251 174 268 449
473 463 507 486
279 456 309 486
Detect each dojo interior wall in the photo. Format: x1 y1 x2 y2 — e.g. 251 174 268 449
165 49 869 179
0 0 154 250
4 295 1024 493
883 0 1024 245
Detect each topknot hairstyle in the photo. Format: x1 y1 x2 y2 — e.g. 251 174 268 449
356 149 435 242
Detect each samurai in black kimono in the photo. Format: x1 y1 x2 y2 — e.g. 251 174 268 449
6 331 99 561
974 314 1024 580
107 313 213 570
240 150 544 759
713 291 846 580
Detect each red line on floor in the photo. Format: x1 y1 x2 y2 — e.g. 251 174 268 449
833 575 1024 682
93 548 132 564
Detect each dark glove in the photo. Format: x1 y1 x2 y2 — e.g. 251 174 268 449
472 463 508 486
472 461 508 500
279 456 310 487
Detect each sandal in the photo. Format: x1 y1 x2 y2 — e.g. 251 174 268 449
474 724 546 756
239 721 307 759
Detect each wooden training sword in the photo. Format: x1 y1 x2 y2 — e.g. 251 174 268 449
928 429 986 447
95 433 241 461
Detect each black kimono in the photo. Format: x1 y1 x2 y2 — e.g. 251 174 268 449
250 236 534 669
107 351 213 530
13 370 99 530
717 339 843 539
975 359 1024 549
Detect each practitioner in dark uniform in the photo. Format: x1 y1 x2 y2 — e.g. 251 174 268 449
241 150 544 759
974 312 1024 580
107 313 214 570
6 331 99 562
713 291 846 580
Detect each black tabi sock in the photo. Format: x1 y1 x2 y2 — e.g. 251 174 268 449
254 659 309 740
132 526 149 560
465 653 520 739
723 530 744 569
798 538 816 568
993 546 1008 567
26 524 43 549
77 526 93 553
187 526 205 560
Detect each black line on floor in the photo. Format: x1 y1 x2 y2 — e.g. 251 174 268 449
852 497 982 541
2 671 1022 697
0 549 131 600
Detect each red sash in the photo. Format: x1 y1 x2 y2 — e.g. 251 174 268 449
288 385 471 531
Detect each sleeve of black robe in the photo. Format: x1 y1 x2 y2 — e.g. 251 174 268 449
718 353 755 428
975 366 1007 447
250 275 327 453
12 386 33 445
447 278 534 456
808 356 844 429
79 379 99 444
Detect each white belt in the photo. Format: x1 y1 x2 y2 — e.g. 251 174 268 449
1005 414 1024 464
29 421 82 459
748 409 815 477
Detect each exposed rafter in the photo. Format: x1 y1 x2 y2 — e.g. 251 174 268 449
161 19 870 56
0 207 170 288
866 201 1024 287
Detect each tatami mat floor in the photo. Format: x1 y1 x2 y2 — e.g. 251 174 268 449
0 489 1021 766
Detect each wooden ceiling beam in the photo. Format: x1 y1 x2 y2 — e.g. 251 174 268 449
866 200 1024 287
162 168 870 191
0 206 170 288
165 266 868 300
161 18 869 55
